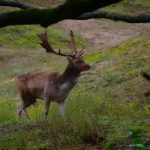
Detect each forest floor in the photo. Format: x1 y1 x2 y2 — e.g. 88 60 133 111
0 0 150 150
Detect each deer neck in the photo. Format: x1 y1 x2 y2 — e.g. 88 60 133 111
61 64 80 84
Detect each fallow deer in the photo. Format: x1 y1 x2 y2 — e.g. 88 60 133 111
15 31 90 121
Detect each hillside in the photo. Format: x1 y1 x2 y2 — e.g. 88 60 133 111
0 0 150 149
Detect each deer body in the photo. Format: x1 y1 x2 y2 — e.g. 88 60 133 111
16 31 90 120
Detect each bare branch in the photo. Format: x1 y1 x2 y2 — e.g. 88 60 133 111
0 0 122 28
0 0 149 28
0 0 35 9
78 10 150 23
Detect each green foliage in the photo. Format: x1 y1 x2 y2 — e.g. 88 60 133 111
128 128 142 138
85 51 107 63
102 143 111 150
128 129 149 150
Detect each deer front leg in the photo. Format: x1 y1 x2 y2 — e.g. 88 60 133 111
44 99 51 119
58 101 65 117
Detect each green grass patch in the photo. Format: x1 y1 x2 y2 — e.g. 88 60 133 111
0 25 84 49
0 29 150 149
102 0 150 15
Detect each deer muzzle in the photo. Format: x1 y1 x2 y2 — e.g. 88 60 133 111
84 64 91 71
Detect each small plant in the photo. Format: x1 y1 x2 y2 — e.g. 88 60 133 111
127 129 149 150
124 0 135 4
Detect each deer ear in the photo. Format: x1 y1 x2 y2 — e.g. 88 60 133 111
67 56 73 64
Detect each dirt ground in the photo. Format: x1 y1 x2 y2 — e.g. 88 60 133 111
56 19 150 50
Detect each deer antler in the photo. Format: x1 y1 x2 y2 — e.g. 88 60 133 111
38 32 71 57
79 46 84 57
38 31 84 58
38 32 53 53
69 30 85 57
69 30 76 52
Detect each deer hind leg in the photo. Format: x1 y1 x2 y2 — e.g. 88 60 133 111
17 91 35 121
22 107 30 120
17 101 30 121
17 102 23 121
17 102 30 121
17 90 24 121
22 98 37 120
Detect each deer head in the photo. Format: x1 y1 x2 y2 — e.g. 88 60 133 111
38 31 90 72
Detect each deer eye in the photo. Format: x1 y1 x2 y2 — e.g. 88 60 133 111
75 60 82 63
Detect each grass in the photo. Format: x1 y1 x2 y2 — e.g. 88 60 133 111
0 25 84 49
0 25 150 149
0 1 150 149
102 0 150 15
